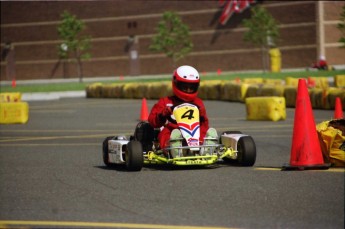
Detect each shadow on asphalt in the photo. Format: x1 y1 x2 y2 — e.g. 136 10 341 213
94 164 220 172
94 160 254 172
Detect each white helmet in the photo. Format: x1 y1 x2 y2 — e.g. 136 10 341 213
172 65 200 101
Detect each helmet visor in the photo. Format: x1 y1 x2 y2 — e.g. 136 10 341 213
176 81 199 94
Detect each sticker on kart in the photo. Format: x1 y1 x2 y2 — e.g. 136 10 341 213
173 103 200 147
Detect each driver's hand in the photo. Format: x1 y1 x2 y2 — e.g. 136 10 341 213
162 106 172 117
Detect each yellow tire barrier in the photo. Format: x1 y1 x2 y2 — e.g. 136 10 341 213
147 82 171 99
310 88 328 109
101 84 124 98
84 76 344 110
283 86 298 108
245 96 286 121
327 87 345 109
0 92 22 102
334 75 345 88
220 82 249 102
285 77 300 87
245 84 285 98
263 78 284 86
86 83 103 98
0 102 29 124
198 80 223 100
308 77 329 89
242 78 264 84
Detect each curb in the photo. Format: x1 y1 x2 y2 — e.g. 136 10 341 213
22 91 86 101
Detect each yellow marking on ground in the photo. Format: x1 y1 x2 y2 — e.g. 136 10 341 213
255 167 282 171
0 129 130 133
0 220 232 229
0 134 126 143
214 124 292 129
0 143 99 147
250 135 291 138
30 109 76 113
255 167 345 172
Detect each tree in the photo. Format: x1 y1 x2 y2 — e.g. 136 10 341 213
150 11 193 65
57 11 91 82
337 5 345 48
242 6 279 72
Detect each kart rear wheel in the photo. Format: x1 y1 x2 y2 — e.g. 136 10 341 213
237 136 256 166
126 141 143 171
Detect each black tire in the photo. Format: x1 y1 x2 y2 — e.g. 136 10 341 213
102 136 115 167
237 136 256 166
126 141 143 171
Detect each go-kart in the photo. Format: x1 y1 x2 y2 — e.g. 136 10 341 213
102 103 256 171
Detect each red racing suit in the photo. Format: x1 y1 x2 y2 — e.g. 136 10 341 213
148 95 209 150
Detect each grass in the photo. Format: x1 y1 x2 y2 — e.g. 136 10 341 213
0 69 344 93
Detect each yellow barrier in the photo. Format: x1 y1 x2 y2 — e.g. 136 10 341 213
101 84 124 98
269 48 281 73
198 80 223 100
285 77 301 87
310 88 328 109
147 82 171 99
0 92 22 102
245 96 286 121
122 83 139 99
0 102 29 124
308 77 329 89
220 82 248 102
334 75 345 87
243 78 264 84
86 83 103 98
327 87 345 109
264 78 284 86
84 78 342 110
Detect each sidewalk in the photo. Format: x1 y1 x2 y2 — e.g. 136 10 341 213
2 75 170 101
22 91 86 101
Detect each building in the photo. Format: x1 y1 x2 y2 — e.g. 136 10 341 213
0 0 344 81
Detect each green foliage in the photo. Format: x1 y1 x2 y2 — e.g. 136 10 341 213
337 5 345 48
57 11 91 60
150 11 193 63
242 6 279 47
57 11 91 82
242 5 280 72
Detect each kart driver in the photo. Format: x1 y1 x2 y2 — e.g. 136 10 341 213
148 65 217 156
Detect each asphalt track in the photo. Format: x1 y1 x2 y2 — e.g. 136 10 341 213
0 98 344 229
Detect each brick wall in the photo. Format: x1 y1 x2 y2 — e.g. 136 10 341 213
1 0 344 81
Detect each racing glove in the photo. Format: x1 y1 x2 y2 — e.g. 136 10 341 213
158 106 172 122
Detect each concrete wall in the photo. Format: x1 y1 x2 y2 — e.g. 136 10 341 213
1 0 344 81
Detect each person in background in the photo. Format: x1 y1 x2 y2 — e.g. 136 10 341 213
312 55 328 70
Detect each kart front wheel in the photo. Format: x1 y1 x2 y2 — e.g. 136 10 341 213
219 131 242 163
126 141 143 171
237 136 256 166
102 136 115 167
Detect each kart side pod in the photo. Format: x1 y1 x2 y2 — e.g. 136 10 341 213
220 132 256 166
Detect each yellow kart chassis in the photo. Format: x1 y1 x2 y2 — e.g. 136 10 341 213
144 146 237 166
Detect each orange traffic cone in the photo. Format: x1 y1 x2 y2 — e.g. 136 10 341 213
334 97 344 119
140 98 149 121
282 79 330 170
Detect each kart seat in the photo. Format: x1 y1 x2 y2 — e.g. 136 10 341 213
134 121 155 152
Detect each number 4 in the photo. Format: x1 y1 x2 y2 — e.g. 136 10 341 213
181 109 194 119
